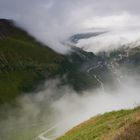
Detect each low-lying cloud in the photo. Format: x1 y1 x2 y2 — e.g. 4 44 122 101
76 26 140 53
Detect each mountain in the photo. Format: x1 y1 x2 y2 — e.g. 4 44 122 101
0 19 140 140
57 106 140 140
0 19 99 104
0 19 140 104
0 19 65 103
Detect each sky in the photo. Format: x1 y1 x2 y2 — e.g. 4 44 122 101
0 0 140 53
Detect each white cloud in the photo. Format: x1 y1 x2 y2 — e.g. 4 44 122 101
0 0 140 53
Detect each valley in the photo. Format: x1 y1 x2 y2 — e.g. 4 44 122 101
0 19 140 140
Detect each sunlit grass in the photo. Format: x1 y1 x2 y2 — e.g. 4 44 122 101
57 106 140 140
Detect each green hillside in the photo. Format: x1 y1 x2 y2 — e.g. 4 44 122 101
0 19 96 104
57 106 140 140
0 19 68 104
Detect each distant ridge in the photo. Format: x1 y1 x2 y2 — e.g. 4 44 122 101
69 31 106 43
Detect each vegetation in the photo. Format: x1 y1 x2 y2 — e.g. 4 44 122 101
0 19 68 103
57 106 140 140
0 19 97 104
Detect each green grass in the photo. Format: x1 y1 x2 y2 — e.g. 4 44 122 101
57 107 140 140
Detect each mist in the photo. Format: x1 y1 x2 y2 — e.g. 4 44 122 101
76 26 140 53
0 69 140 140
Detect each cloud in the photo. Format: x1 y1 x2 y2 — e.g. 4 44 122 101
76 24 140 53
0 0 140 53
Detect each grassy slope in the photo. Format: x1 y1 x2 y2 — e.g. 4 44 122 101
57 107 140 140
0 19 65 103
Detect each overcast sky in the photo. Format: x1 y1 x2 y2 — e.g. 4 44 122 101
0 0 140 53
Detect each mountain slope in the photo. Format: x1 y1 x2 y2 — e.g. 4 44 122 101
0 19 140 104
0 19 98 104
57 106 140 140
0 19 69 103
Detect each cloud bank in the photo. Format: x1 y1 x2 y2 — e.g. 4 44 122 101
1 0 140 53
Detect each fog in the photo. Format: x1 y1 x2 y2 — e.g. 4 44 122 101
0 70 140 140
1 0 140 53
76 26 140 53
